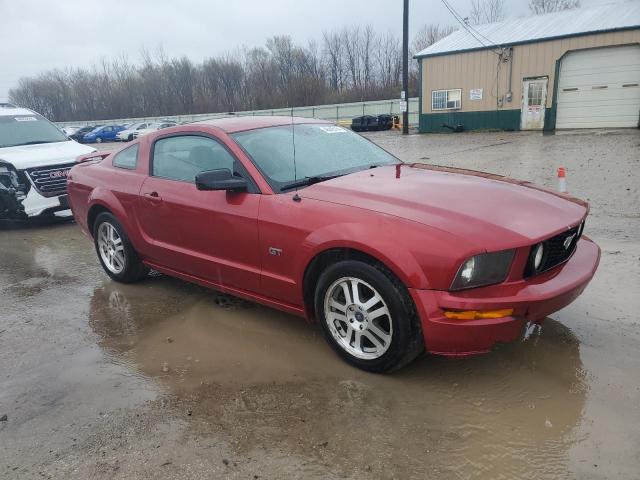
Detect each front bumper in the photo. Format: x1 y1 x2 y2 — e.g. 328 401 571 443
410 237 600 356
21 187 70 217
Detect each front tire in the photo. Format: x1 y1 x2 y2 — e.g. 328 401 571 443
93 212 148 283
95 137 103 143
314 260 424 372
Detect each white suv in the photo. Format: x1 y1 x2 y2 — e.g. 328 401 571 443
0 104 96 220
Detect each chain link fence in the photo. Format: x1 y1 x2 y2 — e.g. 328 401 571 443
55 98 419 128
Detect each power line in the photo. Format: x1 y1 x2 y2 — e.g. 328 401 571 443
440 0 502 55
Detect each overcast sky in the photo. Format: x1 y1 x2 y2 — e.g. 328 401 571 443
0 0 614 101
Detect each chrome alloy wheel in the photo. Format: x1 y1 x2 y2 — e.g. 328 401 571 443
323 277 393 360
97 222 125 274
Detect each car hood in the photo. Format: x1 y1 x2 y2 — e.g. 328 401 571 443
300 164 587 251
0 140 96 169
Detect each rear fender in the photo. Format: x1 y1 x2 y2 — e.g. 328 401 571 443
87 188 143 250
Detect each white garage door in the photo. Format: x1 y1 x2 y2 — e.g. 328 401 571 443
556 45 640 129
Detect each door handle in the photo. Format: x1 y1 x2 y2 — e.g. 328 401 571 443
143 191 162 202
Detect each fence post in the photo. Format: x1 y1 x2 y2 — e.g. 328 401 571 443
312 106 315 119
336 105 339 122
362 103 365 116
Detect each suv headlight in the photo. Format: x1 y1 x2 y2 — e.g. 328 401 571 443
450 249 515 291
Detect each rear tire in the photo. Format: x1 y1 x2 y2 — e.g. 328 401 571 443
314 260 424 373
93 212 148 283
95 137 102 143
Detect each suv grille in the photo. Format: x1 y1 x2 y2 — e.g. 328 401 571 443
25 162 75 197
524 224 583 278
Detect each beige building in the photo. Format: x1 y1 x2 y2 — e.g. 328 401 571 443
415 3 640 132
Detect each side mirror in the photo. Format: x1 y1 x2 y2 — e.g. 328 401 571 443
195 168 247 192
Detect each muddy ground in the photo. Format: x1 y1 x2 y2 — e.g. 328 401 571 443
1 129 639 479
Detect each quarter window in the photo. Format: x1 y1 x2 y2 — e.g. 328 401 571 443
112 144 139 170
431 89 462 110
152 135 236 183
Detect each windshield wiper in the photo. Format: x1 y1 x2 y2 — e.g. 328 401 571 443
280 174 344 192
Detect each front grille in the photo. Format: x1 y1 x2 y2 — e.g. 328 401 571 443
524 224 582 278
25 162 75 197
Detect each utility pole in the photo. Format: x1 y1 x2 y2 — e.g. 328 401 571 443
402 0 409 135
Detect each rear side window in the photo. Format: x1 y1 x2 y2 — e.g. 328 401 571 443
113 144 139 170
152 135 235 183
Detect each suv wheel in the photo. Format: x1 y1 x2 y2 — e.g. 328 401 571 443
94 212 148 283
314 260 424 372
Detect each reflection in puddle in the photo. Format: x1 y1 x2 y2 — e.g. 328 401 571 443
89 278 587 479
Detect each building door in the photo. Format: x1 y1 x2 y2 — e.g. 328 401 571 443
521 77 548 130
556 45 640 129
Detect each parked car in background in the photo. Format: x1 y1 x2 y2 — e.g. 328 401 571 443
62 126 82 136
116 122 155 142
0 104 95 220
70 125 102 142
67 117 599 372
351 114 396 132
131 121 177 139
82 125 125 143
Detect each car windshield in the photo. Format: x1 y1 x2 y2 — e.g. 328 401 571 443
0 114 68 148
232 124 399 192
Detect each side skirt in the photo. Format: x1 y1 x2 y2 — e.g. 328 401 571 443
143 260 307 319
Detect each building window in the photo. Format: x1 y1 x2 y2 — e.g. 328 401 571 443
431 89 462 111
527 83 544 106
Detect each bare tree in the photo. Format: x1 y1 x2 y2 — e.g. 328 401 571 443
412 24 456 53
375 32 402 92
8 24 425 121
469 0 506 25
529 0 580 14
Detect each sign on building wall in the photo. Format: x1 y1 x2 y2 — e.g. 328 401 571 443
470 89 483 100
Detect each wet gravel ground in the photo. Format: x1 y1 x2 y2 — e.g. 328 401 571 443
1 129 639 479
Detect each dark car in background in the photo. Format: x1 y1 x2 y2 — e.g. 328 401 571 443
351 114 396 132
70 125 102 142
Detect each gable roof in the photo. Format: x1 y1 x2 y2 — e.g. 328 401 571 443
415 2 640 58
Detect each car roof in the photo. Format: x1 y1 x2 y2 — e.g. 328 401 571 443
0 105 38 117
193 115 332 133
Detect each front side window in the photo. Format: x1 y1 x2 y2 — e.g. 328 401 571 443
113 144 139 170
232 124 399 192
0 114 68 148
432 89 462 111
152 135 236 182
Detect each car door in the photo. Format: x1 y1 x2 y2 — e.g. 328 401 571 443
102 126 113 141
136 133 262 293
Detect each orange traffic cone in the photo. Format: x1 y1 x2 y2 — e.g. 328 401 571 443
557 167 567 193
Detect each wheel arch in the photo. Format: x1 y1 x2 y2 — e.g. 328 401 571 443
87 203 112 236
301 246 423 321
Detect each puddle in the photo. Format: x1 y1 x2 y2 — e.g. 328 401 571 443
89 279 589 479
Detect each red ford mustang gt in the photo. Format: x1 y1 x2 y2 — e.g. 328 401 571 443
67 117 600 372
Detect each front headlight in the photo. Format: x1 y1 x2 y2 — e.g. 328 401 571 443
450 249 515 291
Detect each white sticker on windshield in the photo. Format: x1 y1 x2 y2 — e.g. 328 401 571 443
15 116 37 122
317 126 347 134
